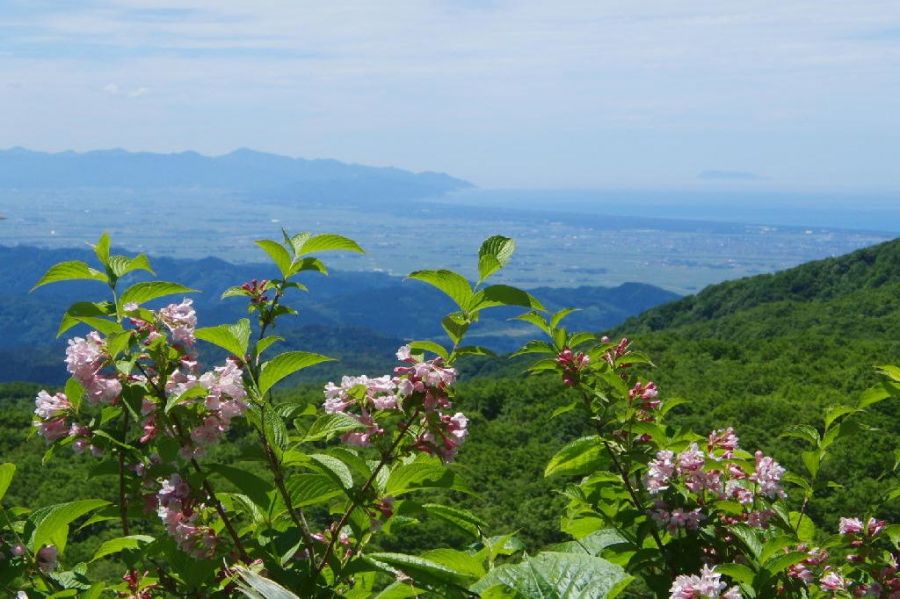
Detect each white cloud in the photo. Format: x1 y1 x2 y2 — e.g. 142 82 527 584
1 1 899 188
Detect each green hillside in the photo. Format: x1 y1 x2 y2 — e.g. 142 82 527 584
440 238 900 546
1 239 897 569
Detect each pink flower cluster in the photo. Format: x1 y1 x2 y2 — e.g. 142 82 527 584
157 299 197 348
645 431 786 530
838 516 887 538
629 381 660 411
65 332 122 404
322 346 468 462
669 565 741 599
156 474 217 559
556 348 590 387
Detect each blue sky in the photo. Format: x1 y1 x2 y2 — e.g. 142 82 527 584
1 0 899 190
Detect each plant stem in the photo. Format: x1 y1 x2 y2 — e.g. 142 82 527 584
313 409 420 577
118 412 131 536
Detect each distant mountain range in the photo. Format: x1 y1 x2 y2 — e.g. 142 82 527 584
0 245 679 384
0 147 471 202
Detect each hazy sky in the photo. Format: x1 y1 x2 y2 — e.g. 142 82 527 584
2 1 899 189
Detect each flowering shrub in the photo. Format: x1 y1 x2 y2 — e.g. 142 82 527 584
0 232 897 598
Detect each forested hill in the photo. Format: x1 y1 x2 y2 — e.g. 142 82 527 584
0 245 678 384
449 238 899 546
624 237 900 331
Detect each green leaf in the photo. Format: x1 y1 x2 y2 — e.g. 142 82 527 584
514 311 551 336
510 340 556 358
801 450 820 479
545 436 603 478
119 281 197 307
32 260 108 290
550 401 578 419
367 552 476 587
729 525 763 559
478 235 516 282
0 463 15 502
471 551 629 599
91 535 154 561
877 364 900 382
858 384 893 409
764 551 808 575
409 269 474 311
263 408 289 453
195 319 251 358
255 335 283 356
408 340 450 361
288 257 328 276
781 424 820 446
385 457 469 496
256 239 293 277
470 285 545 312
422 503 488 537
309 454 354 490
29 499 109 553
716 563 756 585
233 566 301 599
108 254 154 278
823 404 857 431
93 232 111 266
295 233 364 256
421 548 487 579
208 464 273 510
303 413 365 442
285 473 344 507
441 313 470 346
258 351 334 396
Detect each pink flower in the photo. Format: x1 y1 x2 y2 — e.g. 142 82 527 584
646 450 675 494
819 570 846 592
866 517 886 537
839 517 864 535
35 418 68 442
750 451 785 499
34 391 70 419
65 332 105 382
158 299 197 347
669 565 736 598
677 444 706 473
707 428 739 456
396 345 412 361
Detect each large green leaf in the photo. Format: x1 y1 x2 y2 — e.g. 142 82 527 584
545 436 604 478
0 463 15 502
29 499 110 553
32 260 108 290
119 281 197 307
303 412 365 442
309 454 354 490
256 239 293 277
258 351 334 396
91 535 154 561
93 232 111 266
108 254 154 278
366 552 476 587
408 270 473 311
385 457 470 496
422 503 488 537
233 566 301 599
471 551 629 599
208 464 273 510
195 319 251 358
295 233 364 256
478 236 516 282
285 473 344 507
470 285 545 313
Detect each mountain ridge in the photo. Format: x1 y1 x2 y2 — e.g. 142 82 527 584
0 147 471 201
